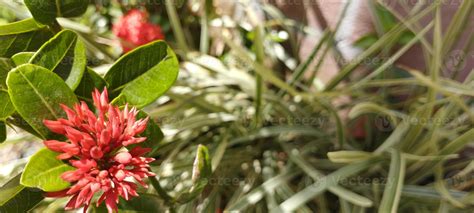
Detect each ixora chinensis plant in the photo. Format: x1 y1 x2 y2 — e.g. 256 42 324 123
0 1 211 212
39 88 156 212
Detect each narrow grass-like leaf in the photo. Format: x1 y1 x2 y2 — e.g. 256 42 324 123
279 158 379 211
226 168 300 211
379 150 405 213
327 151 374 163
282 145 373 208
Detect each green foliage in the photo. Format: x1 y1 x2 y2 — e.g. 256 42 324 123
0 0 472 212
0 90 14 120
24 0 89 24
0 174 43 212
0 18 52 57
175 145 212 204
11 52 34 66
20 149 75 192
135 111 164 156
105 41 179 108
7 64 78 138
29 30 86 90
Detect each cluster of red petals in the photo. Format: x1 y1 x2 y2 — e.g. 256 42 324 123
113 9 165 52
43 88 155 213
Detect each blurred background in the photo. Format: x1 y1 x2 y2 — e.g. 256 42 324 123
0 0 473 212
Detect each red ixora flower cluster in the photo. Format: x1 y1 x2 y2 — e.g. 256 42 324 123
113 9 165 53
43 88 155 213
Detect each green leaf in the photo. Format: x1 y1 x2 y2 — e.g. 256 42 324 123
226 168 300 211
7 64 77 138
105 41 179 108
74 67 107 100
118 194 165 212
92 194 165 213
374 3 397 32
0 18 45 35
0 90 14 120
175 145 212 204
21 148 75 192
327 151 374 164
29 30 86 90
11 52 35 66
379 150 405 213
0 174 43 212
279 158 380 211
353 33 379 49
0 58 13 89
0 121 5 143
135 111 164 156
7 114 43 139
398 31 416 45
0 18 53 57
24 0 89 24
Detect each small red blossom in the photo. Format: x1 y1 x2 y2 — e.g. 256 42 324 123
43 88 155 213
113 9 165 52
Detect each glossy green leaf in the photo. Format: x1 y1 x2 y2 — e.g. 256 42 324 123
11 52 35 66
0 58 13 89
0 19 53 57
21 148 75 192
24 0 89 24
175 145 212 204
29 30 86 90
135 111 164 156
92 194 165 213
119 194 165 211
105 41 179 108
7 114 43 139
0 90 14 120
0 121 5 143
0 19 45 35
0 174 43 212
74 67 107 100
7 64 77 138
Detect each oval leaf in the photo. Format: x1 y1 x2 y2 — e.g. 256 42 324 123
75 67 107 101
21 148 75 192
0 19 53 57
24 0 89 24
7 64 77 138
29 30 86 90
11 52 35 66
105 41 179 108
